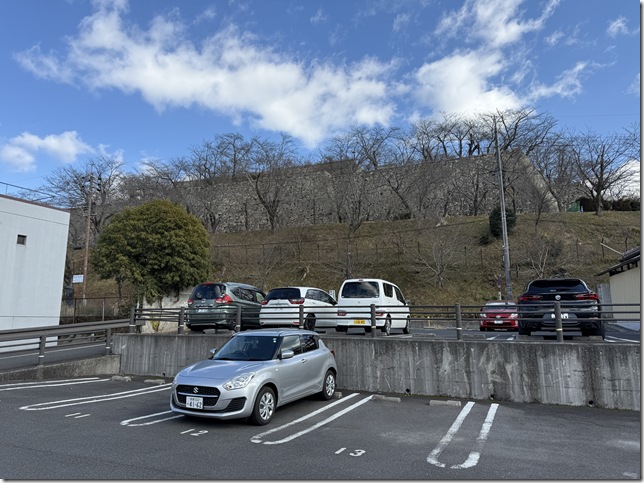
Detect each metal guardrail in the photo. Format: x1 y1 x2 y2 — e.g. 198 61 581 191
131 302 640 341
0 318 143 365
0 302 638 366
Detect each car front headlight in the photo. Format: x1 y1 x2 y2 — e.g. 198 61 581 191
223 372 256 390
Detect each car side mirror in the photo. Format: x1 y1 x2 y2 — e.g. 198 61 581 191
208 348 217 359
280 349 295 360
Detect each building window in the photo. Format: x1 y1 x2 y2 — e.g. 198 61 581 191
17 234 27 245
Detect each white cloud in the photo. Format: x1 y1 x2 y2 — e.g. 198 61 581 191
626 73 640 96
527 62 589 100
0 131 93 172
310 8 327 25
12 0 589 149
14 0 395 148
413 50 522 115
544 31 563 46
436 0 559 49
392 13 411 33
607 16 630 37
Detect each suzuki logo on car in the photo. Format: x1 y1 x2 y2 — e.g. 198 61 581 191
555 295 561 300
193 387 199 394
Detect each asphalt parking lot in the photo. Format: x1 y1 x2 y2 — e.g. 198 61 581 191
0 376 639 480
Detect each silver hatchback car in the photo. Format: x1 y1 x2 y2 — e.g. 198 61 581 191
170 329 337 425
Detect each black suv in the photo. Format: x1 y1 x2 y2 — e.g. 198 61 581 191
517 278 603 338
186 282 265 332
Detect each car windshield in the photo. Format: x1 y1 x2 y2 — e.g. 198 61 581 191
213 335 279 361
341 281 379 298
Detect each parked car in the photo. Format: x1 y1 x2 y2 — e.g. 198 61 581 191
335 278 411 335
170 329 337 425
517 278 603 337
186 282 265 332
479 300 518 331
259 286 338 330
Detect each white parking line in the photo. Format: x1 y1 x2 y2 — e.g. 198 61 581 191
251 393 371 444
427 401 499 469
19 384 171 410
120 410 183 426
0 378 108 391
451 403 499 469
606 336 639 343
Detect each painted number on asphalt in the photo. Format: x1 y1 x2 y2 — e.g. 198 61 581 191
181 429 209 436
335 448 366 457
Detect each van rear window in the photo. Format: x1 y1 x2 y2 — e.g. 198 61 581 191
266 288 302 301
193 283 225 300
341 281 379 298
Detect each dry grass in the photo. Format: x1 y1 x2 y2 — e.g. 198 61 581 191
84 211 640 307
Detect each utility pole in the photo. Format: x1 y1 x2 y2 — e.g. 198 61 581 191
82 174 94 301
494 116 513 300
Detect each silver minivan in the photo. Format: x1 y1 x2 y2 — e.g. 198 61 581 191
335 278 411 335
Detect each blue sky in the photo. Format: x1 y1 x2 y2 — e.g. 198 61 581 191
0 0 640 193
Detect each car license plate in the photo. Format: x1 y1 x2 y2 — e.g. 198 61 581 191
353 319 366 325
494 320 503 324
198 308 208 313
186 396 203 409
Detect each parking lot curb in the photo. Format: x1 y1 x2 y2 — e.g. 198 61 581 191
111 375 131 382
372 394 401 403
429 399 462 407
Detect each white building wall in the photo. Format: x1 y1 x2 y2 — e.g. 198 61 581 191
0 195 70 330
609 266 641 322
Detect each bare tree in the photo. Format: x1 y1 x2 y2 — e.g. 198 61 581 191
247 133 296 231
479 109 558 213
36 155 125 248
570 128 639 215
529 133 582 213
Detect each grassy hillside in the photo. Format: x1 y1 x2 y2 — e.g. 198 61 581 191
204 211 640 305
85 211 640 307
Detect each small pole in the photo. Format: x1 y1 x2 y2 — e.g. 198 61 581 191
38 335 46 365
370 304 377 338
554 302 563 342
178 307 185 334
299 305 304 329
455 303 462 341
129 306 136 333
236 305 242 331
105 328 112 355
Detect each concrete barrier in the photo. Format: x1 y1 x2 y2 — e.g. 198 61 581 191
106 333 639 411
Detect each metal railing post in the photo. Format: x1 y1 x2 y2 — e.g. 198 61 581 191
178 307 185 335
236 305 242 331
455 303 462 341
554 302 563 342
105 328 112 354
129 306 136 333
299 305 304 329
370 304 377 337
38 335 46 365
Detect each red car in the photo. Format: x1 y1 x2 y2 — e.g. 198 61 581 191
479 301 519 331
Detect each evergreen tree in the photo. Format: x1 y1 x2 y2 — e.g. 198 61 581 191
489 206 516 238
91 200 211 306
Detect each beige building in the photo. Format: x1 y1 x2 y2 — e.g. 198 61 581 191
597 247 641 323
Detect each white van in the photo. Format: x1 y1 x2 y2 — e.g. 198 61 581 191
335 278 411 335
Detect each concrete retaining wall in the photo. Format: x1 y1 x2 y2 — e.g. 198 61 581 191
110 334 640 411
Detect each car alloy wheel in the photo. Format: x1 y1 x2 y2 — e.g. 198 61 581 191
320 370 336 400
250 386 276 425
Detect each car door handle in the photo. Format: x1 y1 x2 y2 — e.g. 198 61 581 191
300 358 308 363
